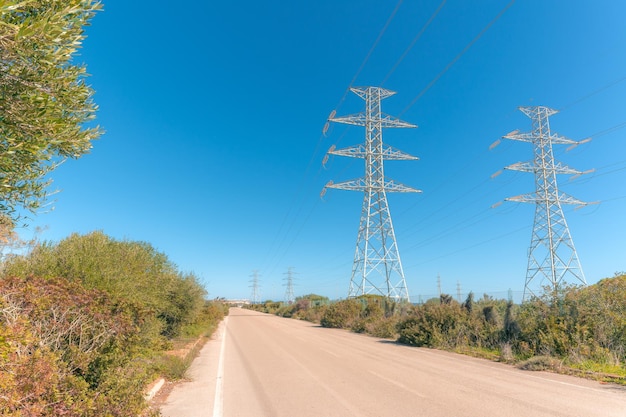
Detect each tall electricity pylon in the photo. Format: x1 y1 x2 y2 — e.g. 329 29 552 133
322 86 420 302
502 106 590 301
249 270 261 304
284 267 296 304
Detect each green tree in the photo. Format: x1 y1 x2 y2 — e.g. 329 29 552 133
0 0 103 225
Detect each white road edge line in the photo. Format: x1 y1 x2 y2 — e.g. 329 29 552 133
212 317 228 417
321 348 340 358
368 370 427 398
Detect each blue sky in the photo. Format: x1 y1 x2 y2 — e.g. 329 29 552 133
20 0 626 301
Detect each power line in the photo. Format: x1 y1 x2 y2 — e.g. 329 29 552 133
380 0 448 86
560 75 626 112
261 1 407 279
405 224 530 268
336 0 404 110
400 0 516 116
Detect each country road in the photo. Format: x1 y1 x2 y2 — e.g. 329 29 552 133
161 308 625 417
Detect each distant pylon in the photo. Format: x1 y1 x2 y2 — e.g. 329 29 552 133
284 267 296 304
322 87 420 302
501 106 590 301
249 270 261 304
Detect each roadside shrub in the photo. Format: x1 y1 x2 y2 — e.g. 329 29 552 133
0 275 145 416
0 231 222 416
320 299 361 329
397 301 468 348
367 315 400 339
300 304 328 323
3 231 209 340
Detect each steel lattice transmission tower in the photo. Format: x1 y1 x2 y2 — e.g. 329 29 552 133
284 267 296 304
322 86 420 302
249 270 261 304
502 106 590 301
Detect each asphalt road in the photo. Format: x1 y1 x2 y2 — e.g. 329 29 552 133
161 308 625 417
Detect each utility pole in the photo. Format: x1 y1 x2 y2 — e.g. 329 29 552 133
456 280 461 302
249 270 261 304
284 267 296 304
322 87 420 302
500 106 591 301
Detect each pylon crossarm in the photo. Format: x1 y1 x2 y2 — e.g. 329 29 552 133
505 192 586 206
549 133 579 146
505 194 537 204
558 193 587 206
329 144 367 158
350 86 396 100
384 179 421 193
519 105 558 118
382 145 419 160
326 178 421 193
503 132 535 143
330 113 417 129
553 162 583 175
331 113 367 127
379 114 417 129
505 161 584 175
329 144 418 160
326 178 366 192
505 161 534 173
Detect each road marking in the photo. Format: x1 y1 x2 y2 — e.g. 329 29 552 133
212 317 228 417
368 370 427 398
321 348 341 358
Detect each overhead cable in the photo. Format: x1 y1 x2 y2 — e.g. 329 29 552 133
381 0 448 86
400 0 516 116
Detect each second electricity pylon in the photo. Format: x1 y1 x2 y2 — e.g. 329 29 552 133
249 270 261 304
501 106 590 301
284 267 296 304
322 86 420 302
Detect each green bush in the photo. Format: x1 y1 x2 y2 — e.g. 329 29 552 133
397 301 469 348
3 231 208 340
320 299 361 329
0 232 226 415
0 275 146 416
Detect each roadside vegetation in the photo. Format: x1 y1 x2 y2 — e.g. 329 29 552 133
249 274 626 385
0 231 228 417
0 2 230 414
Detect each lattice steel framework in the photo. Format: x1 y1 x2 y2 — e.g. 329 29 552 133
503 106 588 301
284 267 295 304
249 270 261 304
322 87 419 302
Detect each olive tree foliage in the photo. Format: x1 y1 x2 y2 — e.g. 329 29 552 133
0 0 103 225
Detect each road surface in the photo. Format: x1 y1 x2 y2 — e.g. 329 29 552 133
161 307 625 417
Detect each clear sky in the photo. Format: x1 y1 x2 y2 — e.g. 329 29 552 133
19 0 626 302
